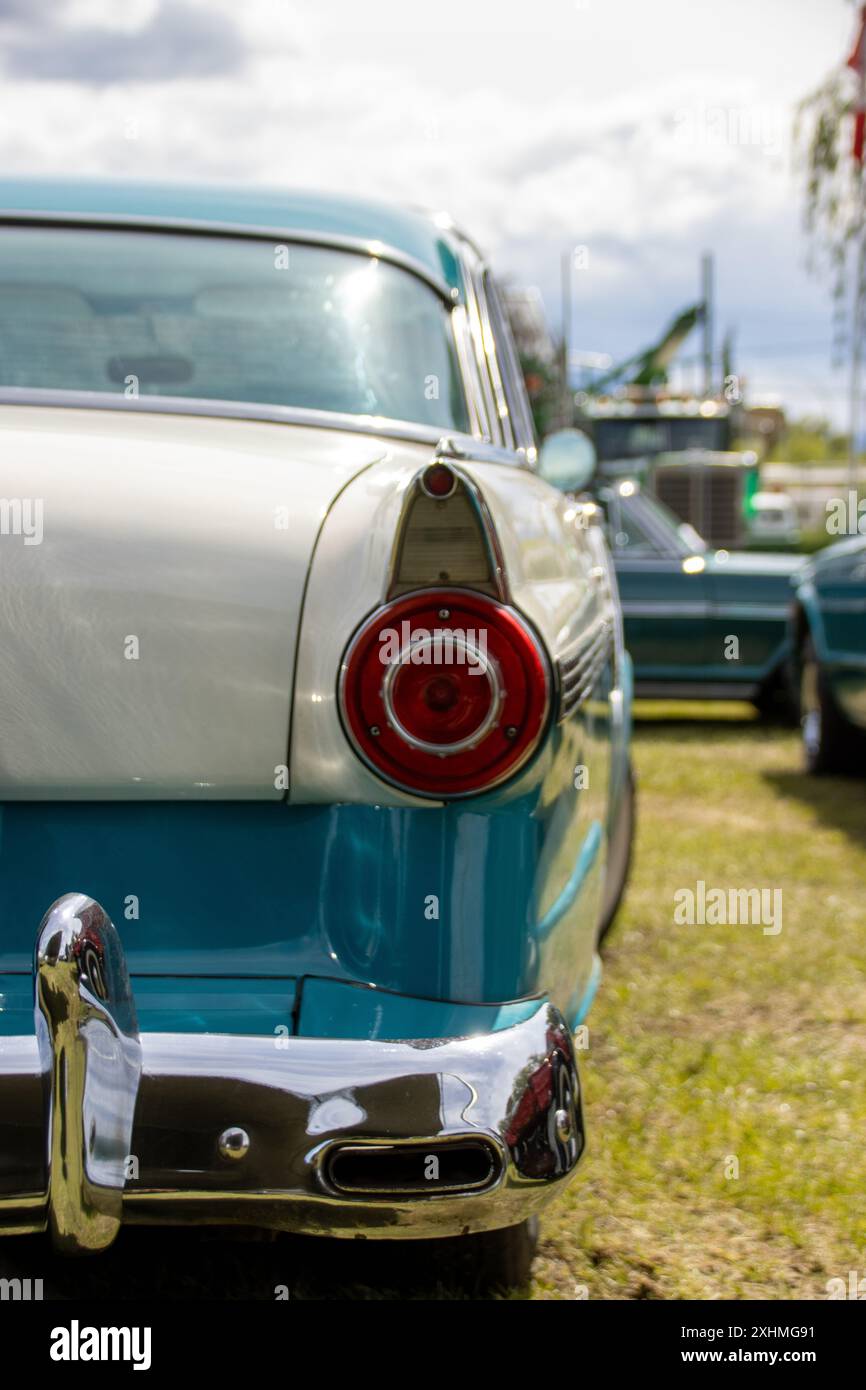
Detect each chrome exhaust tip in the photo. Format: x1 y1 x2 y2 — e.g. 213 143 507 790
323 1137 502 1197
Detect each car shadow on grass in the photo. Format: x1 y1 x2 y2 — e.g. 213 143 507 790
0 1228 520 1301
763 768 866 852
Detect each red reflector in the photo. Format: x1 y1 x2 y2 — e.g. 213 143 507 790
421 463 457 498
339 589 550 797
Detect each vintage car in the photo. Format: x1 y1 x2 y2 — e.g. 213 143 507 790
601 474 802 713
0 180 634 1285
792 534 866 773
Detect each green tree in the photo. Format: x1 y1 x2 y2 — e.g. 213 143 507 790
795 39 864 359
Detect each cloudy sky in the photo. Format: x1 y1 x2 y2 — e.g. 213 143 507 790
0 0 857 424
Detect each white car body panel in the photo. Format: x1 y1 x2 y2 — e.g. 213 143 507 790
0 407 604 807
0 406 385 798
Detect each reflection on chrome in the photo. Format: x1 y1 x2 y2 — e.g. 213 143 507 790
35 893 141 1254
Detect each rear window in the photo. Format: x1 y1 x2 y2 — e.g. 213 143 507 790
0 225 470 431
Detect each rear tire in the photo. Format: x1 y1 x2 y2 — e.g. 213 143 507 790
800 636 866 774
598 759 636 943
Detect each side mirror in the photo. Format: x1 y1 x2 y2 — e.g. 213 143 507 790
537 428 597 494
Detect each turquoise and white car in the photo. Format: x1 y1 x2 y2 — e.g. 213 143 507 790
0 180 633 1284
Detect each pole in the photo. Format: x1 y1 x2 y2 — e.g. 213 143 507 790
849 222 864 495
701 251 714 397
851 37 866 499
561 249 572 427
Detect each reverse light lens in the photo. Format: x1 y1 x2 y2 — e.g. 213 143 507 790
339 589 550 797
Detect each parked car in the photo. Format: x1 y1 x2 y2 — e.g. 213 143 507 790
792 535 866 773
0 180 634 1284
599 476 802 714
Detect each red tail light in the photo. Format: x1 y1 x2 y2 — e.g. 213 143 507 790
338 589 550 797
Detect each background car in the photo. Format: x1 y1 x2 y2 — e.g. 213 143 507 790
0 180 633 1286
598 478 802 715
793 535 866 773
746 491 801 550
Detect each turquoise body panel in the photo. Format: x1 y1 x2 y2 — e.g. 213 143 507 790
0 798 543 991
0 701 619 1038
295 978 543 1041
0 177 465 300
0 969 544 1042
797 536 866 729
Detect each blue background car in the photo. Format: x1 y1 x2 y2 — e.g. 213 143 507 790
793 535 866 773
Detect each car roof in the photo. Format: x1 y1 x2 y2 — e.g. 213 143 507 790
0 177 469 296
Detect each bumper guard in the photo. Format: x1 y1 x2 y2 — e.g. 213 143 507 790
0 895 584 1252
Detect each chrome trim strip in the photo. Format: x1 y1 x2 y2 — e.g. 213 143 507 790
34 894 142 1253
633 680 760 699
469 262 515 451
557 619 613 722
0 211 457 305
0 388 532 463
460 249 503 447
450 303 486 439
621 601 711 618
622 601 789 621
708 604 792 621
614 558 694 569
816 597 866 613
481 269 537 458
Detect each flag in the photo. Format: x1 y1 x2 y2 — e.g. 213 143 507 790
848 4 866 162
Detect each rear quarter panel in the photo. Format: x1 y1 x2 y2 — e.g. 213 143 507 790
290 453 626 1025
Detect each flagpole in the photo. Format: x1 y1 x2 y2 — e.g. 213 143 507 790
561 249 572 428
848 7 866 497
849 198 864 498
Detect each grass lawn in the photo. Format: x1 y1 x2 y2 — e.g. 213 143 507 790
532 702 866 1300
5 704 864 1300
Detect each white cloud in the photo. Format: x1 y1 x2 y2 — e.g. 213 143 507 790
0 0 858 422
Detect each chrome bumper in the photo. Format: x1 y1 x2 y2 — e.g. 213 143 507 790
0 895 584 1253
